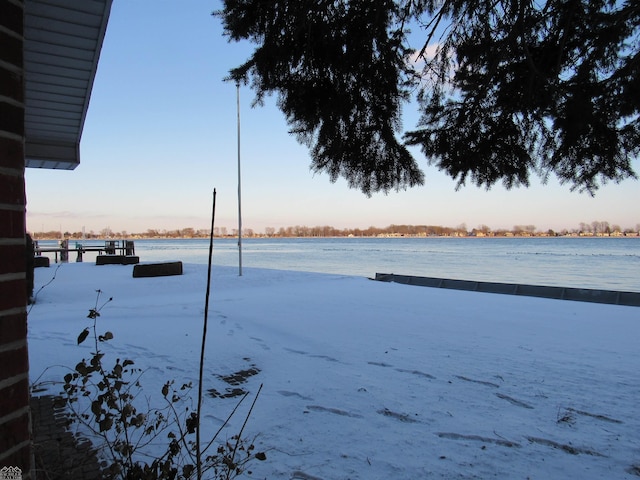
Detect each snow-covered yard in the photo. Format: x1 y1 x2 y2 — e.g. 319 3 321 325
28 263 640 479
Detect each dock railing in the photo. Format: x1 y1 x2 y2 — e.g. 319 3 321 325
34 239 135 263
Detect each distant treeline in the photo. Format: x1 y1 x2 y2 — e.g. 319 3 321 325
31 221 640 240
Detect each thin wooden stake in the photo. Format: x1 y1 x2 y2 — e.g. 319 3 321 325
197 188 217 479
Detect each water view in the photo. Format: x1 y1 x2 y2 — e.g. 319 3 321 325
37 237 640 293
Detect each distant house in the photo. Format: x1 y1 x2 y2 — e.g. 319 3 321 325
0 1 112 476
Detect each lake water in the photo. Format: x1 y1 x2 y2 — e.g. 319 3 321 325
36 237 639 292
93 237 640 293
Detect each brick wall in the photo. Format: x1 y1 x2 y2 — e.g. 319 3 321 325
0 0 34 478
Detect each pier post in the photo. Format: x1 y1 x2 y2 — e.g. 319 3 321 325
105 240 116 255
59 239 69 262
125 240 135 256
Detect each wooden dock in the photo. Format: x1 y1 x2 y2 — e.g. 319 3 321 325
34 240 136 263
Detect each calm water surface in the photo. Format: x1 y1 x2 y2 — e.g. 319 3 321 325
37 237 639 292
133 237 639 292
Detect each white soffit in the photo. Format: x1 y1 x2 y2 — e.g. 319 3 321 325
24 0 112 169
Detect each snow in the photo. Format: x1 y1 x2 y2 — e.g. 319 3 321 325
28 262 640 479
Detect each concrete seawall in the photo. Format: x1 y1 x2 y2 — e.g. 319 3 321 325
374 273 640 307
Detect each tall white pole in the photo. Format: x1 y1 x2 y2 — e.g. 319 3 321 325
236 80 243 276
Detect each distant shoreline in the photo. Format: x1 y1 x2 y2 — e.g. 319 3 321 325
32 233 639 241
31 221 639 241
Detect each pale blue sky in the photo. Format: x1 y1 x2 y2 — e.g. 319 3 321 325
25 0 639 234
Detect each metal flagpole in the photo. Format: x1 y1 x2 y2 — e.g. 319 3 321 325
236 80 243 276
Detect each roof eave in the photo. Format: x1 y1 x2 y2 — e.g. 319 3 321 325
24 0 113 170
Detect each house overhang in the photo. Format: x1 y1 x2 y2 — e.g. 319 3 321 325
24 0 112 169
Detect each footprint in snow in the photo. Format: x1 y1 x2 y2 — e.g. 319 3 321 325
495 392 534 409
377 407 419 423
250 336 271 351
305 405 363 418
437 432 520 448
396 368 436 379
278 390 313 401
309 354 340 362
455 375 500 388
284 347 308 355
368 361 393 368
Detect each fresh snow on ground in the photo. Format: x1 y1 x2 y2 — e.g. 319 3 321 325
28 262 640 479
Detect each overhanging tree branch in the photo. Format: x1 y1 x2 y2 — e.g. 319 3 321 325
216 0 639 194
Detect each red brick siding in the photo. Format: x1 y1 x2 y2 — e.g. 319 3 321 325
0 1 23 35
0 414 30 455
0 209 25 240
0 137 23 169
0 245 25 276
0 102 24 137
0 279 26 313
0 30 22 67
0 70 22 104
0 313 27 345
0 445 31 472
0 379 29 419
0 173 25 206
0 345 28 385
0 0 31 476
